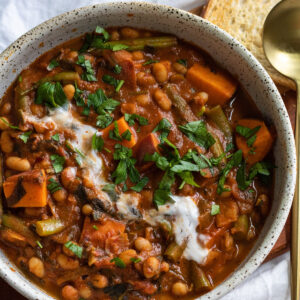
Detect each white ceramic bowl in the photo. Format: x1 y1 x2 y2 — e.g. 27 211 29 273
0 2 296 299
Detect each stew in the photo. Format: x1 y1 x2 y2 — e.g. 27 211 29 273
0 26 275 300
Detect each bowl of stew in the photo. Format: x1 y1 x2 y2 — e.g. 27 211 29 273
0 2 296 300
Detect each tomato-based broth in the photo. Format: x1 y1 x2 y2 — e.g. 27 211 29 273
0 27 275 300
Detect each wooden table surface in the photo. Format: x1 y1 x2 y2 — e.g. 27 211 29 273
0 4 296 300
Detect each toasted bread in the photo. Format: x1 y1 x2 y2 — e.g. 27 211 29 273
203 0 296 90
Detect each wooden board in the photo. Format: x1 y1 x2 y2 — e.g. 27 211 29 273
0 3 295 299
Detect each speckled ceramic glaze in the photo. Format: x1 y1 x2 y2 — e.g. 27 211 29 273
0 2 296 300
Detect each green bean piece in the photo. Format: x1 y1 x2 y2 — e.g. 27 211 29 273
231 214 249 240
2 214 39 247
164 241 186 262
206 105 233 142
103 36 177 51
190 261 213 292
36 218 65 236
209 133 226 167
165 84 197 123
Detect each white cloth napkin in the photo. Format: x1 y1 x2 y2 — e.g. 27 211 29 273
0 1 290 299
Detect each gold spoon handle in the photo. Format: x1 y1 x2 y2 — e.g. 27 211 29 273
292 81 300 300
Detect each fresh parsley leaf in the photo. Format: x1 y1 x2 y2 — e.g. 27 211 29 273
225 142 234 152
178 171 200 188
91 37 128 51
113 64 122 74
102 75 124 92
92 225 98 230
153 118 172 141
211 204 220 215
76 54 97 82
131 177 149 192
35 82 68 108
112 144 140 185
19 131 31 143
51 133 60 142
170 160 200 173
144 152 169 171
47 178 62 193
179 121 215 149
92 133 104 152
217 150 243 194
79 33 93 53
50 154 65 173
249 161 274 180
236 125 261 147
121 129 132 141
74 83 85 107
130 257 141 263
143 59 159 66
177 59 187 67
153 170 175 207
64 241 83 259
96 114 113 128
110 257 126 269
109 121 122 141
47 59 59 71
124 113 148 126
236 160 251 191
95 26 110 41
18 75 22 82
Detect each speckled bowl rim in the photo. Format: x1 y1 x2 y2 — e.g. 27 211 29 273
0 2 296 300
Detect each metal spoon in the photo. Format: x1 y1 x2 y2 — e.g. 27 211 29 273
263 1 300 299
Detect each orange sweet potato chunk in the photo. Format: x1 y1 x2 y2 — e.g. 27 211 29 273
3 169 47 208
186 63 237 106
135 133 160 163
102 116 137 148
235 119 274 165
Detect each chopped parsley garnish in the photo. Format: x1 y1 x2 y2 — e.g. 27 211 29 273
109 121 122 142
36 241 43 249
102 75 124 92
236 125 261 147
130 257 141 263
47 59 59 71
64 241 83 259
47 178 62 194
113 64 122 74
177 59 187 67
18 75 22 82
95 26 110 41
217 150 243 194
35 82 68 108
211 204 220 216
96 114 113 128
236 160 274 190
92 133 104 152
153 118 172 141
121 129 132 141
124 113 149 126
88 88 120 118
110 257 126 269
112 144 141 187
76 54 97 82
0 117 19 130
50 154 65 173
179 120 215 149
19 131 31 143
143 59 159 66
74 83 85 107
92 225 98 230
131 177 149 192
225 142 234 152
51 133 60 142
